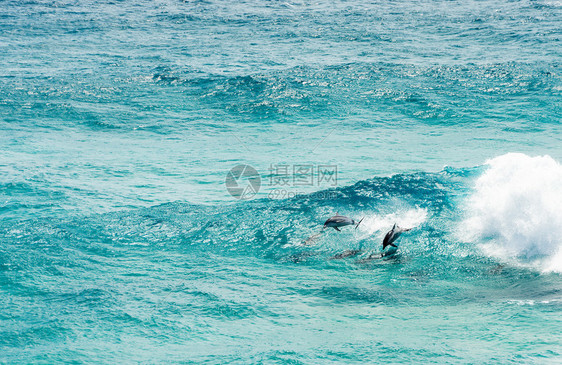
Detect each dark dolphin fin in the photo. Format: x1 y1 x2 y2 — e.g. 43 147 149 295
382 242 392 250
355 217 364 230
389 243 397 248
334 227 341 232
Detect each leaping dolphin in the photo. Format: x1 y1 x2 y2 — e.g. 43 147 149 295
323 214 364 232
382 223 411 250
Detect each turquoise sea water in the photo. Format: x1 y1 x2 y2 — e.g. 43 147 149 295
1 0 562 363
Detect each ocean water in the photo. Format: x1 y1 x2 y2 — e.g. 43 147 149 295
1 0 562 363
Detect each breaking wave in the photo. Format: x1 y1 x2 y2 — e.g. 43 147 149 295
463 153 562 272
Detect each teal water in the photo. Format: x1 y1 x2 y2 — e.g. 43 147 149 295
1 0 562 363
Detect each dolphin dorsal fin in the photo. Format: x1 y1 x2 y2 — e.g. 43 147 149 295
392 223 396 230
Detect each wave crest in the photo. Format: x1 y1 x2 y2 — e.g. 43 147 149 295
463 153 562 272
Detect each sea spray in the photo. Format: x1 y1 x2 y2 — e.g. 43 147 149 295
463 153 562 272
357 208 428 241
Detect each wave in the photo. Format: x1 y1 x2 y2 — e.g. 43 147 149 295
462 153 562 273
2 153 561 275
147 62 560 124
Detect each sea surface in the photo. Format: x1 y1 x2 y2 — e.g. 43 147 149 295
1 0 562 363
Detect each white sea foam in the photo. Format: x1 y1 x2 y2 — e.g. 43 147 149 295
357 207 427 240
462 153 562 273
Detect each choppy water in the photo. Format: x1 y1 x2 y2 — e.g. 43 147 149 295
1 0 561 363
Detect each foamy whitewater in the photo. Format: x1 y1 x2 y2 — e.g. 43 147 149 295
1 0 561 363
464 154 562 273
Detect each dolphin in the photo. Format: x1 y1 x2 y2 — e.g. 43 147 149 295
382 223 411 250
301 232 323 246
330 249 362 260
323 214 364 232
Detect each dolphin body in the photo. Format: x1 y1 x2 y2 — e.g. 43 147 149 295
330 249 362 260
382 223 411 250
323 214 364 232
